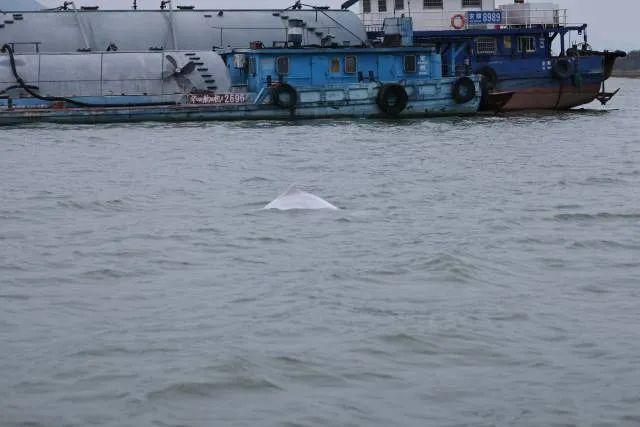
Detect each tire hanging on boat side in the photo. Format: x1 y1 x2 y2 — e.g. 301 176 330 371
376 83 409 116
477 66 498 92
477 66 498 108
271 84 298 109
452 77 476 104
552 58 573 80
572 70 583 89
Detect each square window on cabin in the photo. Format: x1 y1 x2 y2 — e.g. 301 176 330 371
504 36 512 49
345 56 357 74
476 37 497 55
404 55 417 73
276 56 289 75
517 36 536 53
378 0 387 12
423 0 443 9
330 58 341 73
395 0 404 10
362 0 371 13
462 0 481 7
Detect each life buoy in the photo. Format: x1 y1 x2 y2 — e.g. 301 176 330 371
271 83 297 109
552 58 573 80
452 77 476 104
376 83 409 116
451 14 466 30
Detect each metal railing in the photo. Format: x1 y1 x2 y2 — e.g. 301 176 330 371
500 7 567 28
6 42 42 53
360 8 568 32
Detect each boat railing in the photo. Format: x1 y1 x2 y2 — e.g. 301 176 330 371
5 42 42 54
360 8 568 32
500 7 567 28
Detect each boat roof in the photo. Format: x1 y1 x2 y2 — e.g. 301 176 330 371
367 25 589 40
8 8 351 13
232 46 437 54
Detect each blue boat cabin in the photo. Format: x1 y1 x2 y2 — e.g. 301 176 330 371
225 47 444 92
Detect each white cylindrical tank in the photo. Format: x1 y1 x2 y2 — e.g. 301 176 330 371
0 9 367 54
0 50 231 99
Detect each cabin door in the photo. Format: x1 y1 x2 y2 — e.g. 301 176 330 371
378 55 395 80
311 56 328 86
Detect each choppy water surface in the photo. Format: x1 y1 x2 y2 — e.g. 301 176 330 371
1 78 639 426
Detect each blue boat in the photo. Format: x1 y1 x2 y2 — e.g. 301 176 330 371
0 44 481 125
350 0 626 111
410 25 624 111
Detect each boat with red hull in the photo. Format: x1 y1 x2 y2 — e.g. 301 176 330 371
358 0 626 111
485 48 624 111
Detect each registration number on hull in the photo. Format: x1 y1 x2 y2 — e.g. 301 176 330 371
188 93 248 105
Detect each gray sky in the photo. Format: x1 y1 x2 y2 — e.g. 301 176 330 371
37 0 637 51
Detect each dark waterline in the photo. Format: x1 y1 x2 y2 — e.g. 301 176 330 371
1 79 639 426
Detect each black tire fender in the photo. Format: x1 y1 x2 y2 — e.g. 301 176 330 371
552 58 573 80
271 84 298 109
452 77 477 104
572 72 583 89
477 66 498 91
376 83 409 116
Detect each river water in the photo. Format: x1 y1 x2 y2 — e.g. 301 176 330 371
1 78 639 426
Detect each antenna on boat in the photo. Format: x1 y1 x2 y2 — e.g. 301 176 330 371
132 0 137 10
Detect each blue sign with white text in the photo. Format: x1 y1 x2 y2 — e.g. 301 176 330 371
467 11 503 25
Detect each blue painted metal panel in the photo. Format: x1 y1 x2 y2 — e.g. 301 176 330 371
409 25 602 83
228 47 442 92
0 76 482 125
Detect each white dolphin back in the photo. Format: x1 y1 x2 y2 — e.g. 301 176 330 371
264 187 338 211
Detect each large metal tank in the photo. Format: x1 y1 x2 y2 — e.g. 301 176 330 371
0 50 231 100
0 0 43 11
0 8 368 54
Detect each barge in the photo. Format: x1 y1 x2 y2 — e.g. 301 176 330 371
0 44 481 125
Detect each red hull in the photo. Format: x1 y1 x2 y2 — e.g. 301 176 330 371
500 83 601 111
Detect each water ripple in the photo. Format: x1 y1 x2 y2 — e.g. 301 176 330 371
147 378 282 400
1 79 639 427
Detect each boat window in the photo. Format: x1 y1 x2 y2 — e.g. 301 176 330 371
378 0 387 12
503 36 512 49
404 55 417 73
330 57 341 73
345 55 357 74
395 0 404 10
249 57 257 76
362 0 371 12
462 0 481 7
276 56 289 75
517 36 536 53
423 0 443 9
476 37 497 55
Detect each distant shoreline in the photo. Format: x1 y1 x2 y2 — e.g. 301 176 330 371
612 50 639 78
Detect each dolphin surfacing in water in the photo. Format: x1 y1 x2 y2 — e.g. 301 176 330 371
264 186 339 211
